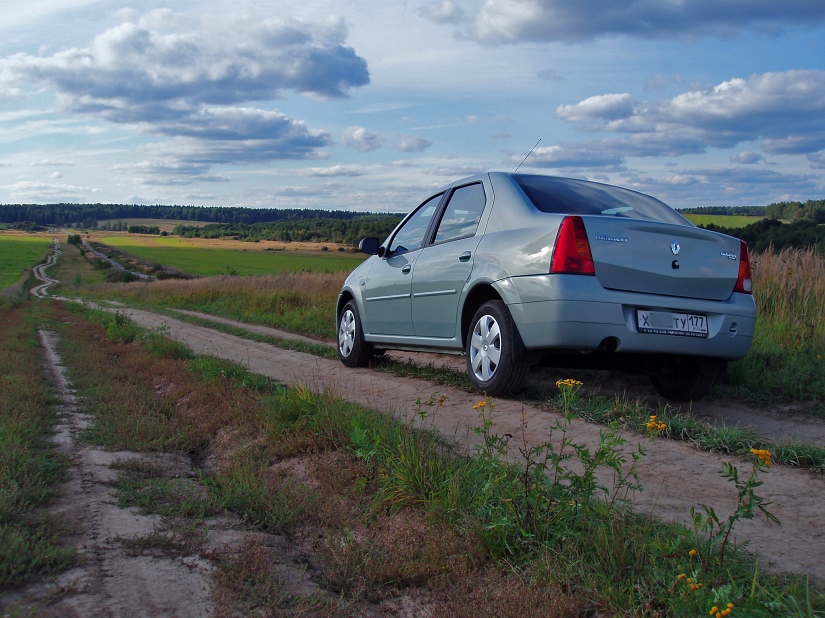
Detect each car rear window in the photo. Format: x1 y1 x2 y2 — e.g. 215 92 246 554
513 175 689 225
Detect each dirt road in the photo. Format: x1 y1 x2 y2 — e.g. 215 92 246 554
103 305 825 582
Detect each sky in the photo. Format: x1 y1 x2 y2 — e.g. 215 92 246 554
1 0 824 213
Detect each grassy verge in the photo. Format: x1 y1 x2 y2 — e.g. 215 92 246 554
724 247 825 406
81 271 343 338
48 241 122 295
556 389 825 474
46 302 825 615
157 307 825 475
0 303 76 589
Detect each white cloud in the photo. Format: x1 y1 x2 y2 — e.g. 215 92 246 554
419 1 465 24
30 159 75 166
340 126 384 152
0 11 368 170
808 152 825 169
730 151 764 164
396 134 433 152
460 0 825 44
556 93 637 124
0 180 100 201
50 171 62 178
554 70 825 161
302 165 365 177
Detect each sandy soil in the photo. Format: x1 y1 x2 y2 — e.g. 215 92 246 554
96 305 825 582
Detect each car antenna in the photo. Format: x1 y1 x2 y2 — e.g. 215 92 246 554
514 138 541 172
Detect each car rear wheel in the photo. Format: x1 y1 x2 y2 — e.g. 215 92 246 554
338 300 372 367
649 370 716 401
466 300 529 396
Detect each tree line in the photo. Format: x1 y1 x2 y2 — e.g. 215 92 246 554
172 215 402 245
764 199 825 224
700 218 824 253
678 205 767 216
0 203 393 228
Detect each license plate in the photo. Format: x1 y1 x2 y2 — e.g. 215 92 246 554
637 310 708 338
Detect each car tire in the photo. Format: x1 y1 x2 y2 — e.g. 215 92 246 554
465 300 530 396
649 371 716 402
338 300 372 368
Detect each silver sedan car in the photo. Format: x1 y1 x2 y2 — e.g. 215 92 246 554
336 172 756 400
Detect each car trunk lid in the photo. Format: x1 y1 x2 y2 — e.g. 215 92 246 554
582 217 741 301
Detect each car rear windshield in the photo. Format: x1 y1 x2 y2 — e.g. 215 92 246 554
513 175 689 225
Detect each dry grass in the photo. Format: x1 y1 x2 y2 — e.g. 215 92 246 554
751 246 825 336
85 271 346 338
726 247 825 402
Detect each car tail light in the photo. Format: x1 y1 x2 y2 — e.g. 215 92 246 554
734 239 752 294
550 216 595 275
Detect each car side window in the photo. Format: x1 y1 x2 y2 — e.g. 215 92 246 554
388 193 442 255
433 183 486 245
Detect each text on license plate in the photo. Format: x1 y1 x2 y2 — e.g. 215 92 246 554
637 310 708 338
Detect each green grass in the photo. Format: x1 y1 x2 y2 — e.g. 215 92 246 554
0 234 52 289
98 235 365 276
44 303 825 615
684 214 765 228
0 303 76 587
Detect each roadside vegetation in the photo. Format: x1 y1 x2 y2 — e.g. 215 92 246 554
723 247 825 405
39 302 825 615
84 271 345 338
0 304 76 589
80 242 825 407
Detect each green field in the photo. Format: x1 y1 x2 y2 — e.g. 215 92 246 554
98 235 366 276
682 214 764 228
0 234 52 288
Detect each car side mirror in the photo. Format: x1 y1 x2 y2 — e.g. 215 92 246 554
358 237 380 255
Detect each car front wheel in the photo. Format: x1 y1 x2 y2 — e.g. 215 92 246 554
338 300 372 367
465 300 529 396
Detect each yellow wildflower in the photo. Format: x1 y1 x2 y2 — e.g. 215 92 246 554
710 608 719 616
677 573 686 580
750 448 772 466
689 549 697 557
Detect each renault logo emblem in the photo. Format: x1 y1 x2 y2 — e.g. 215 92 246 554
670 241 680 255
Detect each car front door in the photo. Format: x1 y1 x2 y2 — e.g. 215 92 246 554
362 194 442 336
411 182 488 339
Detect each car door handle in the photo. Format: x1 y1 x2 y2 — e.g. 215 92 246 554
458 251 472 262
402 264 411 274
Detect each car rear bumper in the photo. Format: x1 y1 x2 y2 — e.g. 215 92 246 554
502 274 756 360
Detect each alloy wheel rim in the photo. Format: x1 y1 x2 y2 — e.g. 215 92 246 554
339 309 356 357
469 313 501 382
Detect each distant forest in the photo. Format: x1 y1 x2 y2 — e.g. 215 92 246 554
677 205 767 216
172 216 402 246
2 200 823 251
0 202 401 244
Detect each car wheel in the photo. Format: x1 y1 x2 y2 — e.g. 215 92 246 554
649 371 716 401
338 300 372 367
466 300 529 396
